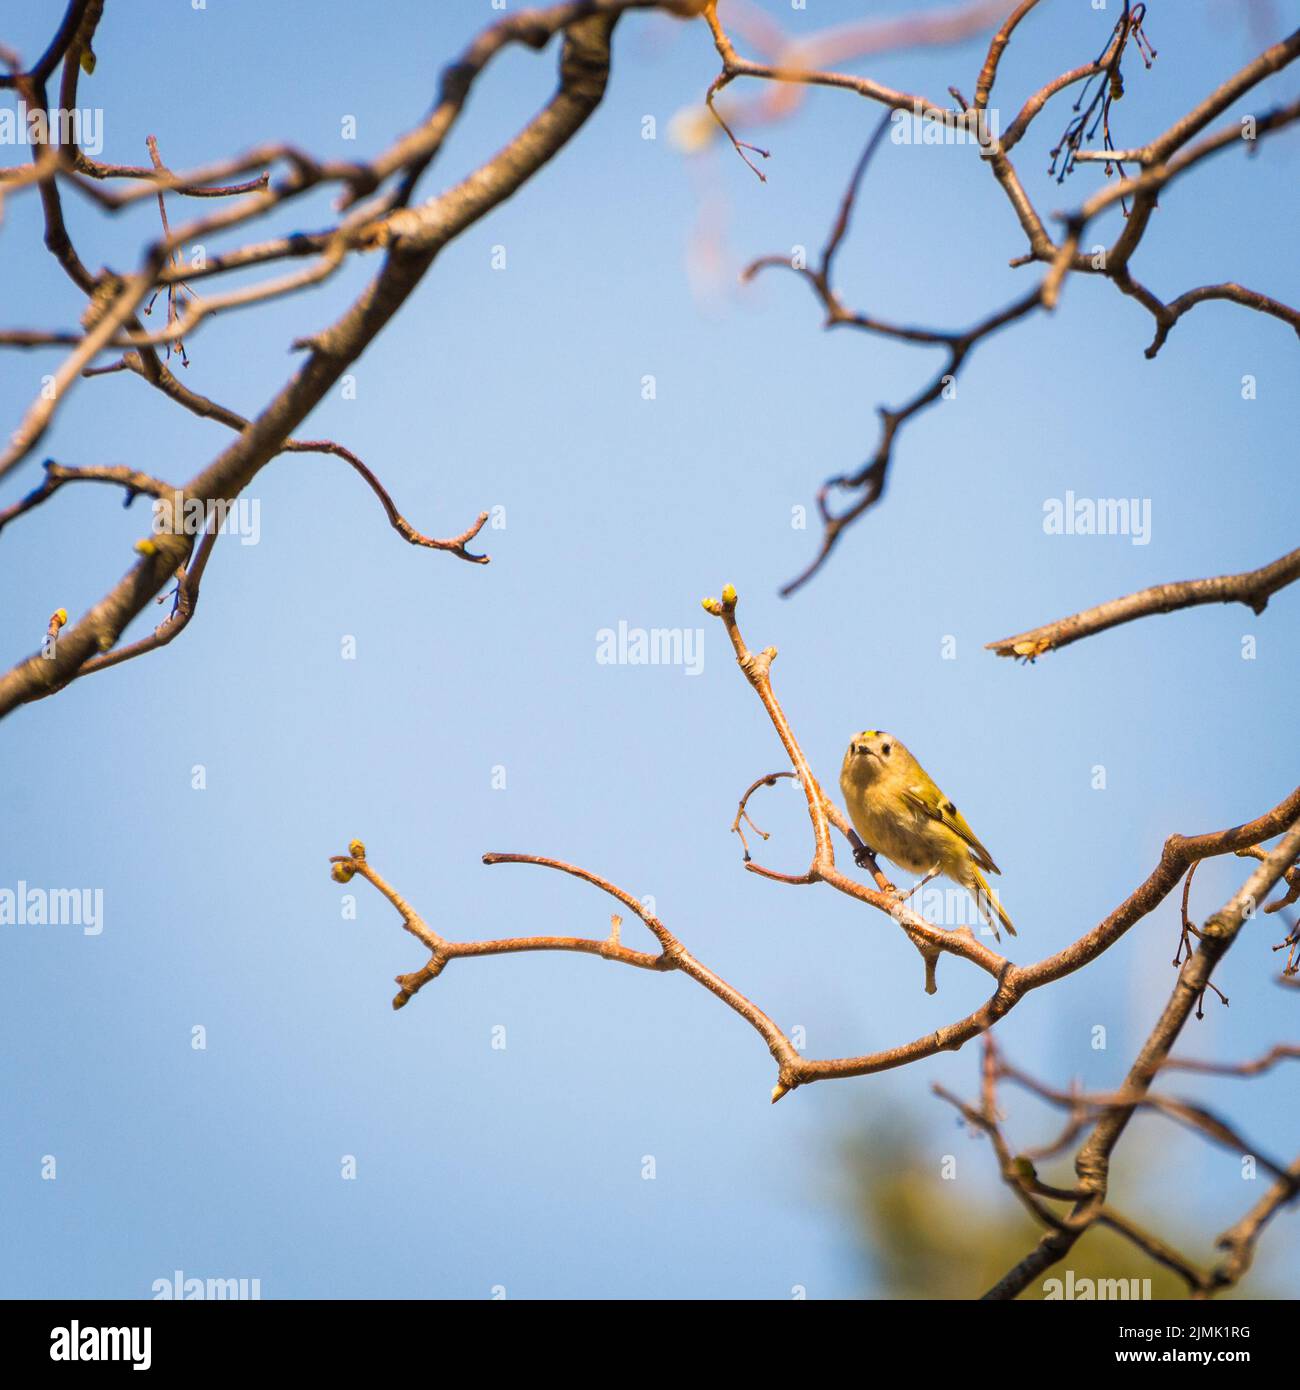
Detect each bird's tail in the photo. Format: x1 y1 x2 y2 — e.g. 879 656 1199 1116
971 866 1017 939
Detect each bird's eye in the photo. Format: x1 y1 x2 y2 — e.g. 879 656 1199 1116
881 743 891 756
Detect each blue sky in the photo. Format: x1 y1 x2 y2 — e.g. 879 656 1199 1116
1 0 1297 1298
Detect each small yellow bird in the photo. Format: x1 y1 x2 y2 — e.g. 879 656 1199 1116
840 730 1016 939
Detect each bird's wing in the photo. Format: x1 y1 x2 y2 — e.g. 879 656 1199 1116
902 784 1001 875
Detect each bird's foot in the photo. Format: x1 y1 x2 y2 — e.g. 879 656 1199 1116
852 843 896 891
895 865 942 905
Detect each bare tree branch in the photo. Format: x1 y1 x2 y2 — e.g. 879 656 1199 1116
1 1 697 716
1160 1045 1300 1078
986 544 1300 661
326 586 1300 1118
982 825 1300 1298
714 2 1300 592
937 1026 1300 1297
0 459 172 535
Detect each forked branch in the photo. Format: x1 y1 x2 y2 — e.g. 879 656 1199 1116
327 586 1300 1111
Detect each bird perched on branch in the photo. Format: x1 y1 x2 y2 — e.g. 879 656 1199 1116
840 731 1016 939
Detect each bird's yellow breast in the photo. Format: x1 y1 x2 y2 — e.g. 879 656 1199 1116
842 779 971 877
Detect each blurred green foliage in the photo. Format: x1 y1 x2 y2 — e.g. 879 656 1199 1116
844 1115 1259 1300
